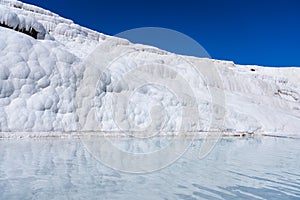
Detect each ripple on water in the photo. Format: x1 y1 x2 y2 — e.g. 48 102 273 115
0 136 299 199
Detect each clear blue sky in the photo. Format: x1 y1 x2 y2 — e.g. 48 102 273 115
22 0 300 67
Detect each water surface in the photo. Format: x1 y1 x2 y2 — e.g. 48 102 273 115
0 136 299 199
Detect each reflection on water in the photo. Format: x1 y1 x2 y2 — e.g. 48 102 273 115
0 136 299 199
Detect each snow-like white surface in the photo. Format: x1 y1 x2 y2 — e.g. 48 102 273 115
0 0 299 135
77 40 300 135
0 27 80 131
0 4 47 39
0 0 106 58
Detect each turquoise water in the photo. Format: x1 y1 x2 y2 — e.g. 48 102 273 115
0 136 299 199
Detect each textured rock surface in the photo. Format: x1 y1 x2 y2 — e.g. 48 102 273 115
0 0 299 135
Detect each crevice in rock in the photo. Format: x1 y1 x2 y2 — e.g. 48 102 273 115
0 21 38 39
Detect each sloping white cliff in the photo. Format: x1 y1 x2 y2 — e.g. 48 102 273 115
0 0 299 136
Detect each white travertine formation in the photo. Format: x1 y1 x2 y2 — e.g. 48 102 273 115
0 0 299 136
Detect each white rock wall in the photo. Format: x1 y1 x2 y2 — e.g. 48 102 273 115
0 0 299 135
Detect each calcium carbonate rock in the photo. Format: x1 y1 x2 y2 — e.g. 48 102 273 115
0 0 299 136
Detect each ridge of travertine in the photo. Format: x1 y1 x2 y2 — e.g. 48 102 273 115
0 0 299 136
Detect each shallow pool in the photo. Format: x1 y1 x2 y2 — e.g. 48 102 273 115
0 136 299 199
